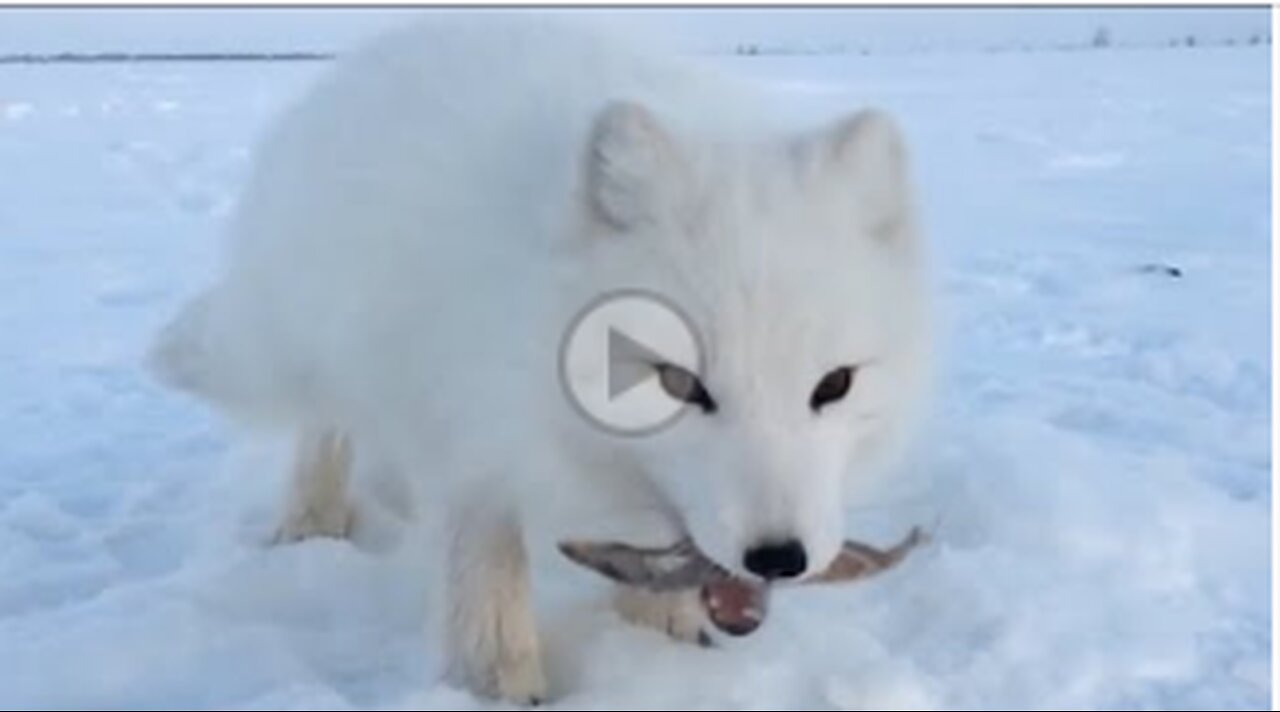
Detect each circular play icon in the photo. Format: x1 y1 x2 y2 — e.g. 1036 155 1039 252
559 289 704 436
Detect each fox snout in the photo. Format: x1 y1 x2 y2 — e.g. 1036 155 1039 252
724 478 845 585
742 538 809 581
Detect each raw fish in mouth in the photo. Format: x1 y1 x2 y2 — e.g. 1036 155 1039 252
559 526 928 636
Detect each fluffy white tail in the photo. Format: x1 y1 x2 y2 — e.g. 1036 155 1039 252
149 288 267 417
149 290 222 397
148 289 313 429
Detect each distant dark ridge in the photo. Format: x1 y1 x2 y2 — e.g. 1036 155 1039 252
0 51 335 65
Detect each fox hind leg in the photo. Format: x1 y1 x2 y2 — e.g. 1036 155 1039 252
273 428 356 544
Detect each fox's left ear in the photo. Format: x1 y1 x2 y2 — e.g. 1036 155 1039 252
799 109 915 242
583 100 692 233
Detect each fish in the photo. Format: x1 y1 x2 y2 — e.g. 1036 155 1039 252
559 526 928 636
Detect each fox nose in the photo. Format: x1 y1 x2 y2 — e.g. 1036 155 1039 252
743 539 808 580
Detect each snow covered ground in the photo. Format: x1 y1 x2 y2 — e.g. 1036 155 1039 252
0 31 1270 711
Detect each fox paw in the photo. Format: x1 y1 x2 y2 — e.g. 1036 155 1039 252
272 500 355 544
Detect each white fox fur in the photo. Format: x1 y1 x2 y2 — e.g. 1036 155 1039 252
150 15 931 704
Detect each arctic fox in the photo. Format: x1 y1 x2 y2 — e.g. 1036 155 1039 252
151 15 931 704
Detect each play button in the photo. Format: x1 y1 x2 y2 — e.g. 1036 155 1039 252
560 289 704 436
608 327 669 399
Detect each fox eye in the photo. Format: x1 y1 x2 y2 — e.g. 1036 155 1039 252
810 366 856 412
656 363 717 413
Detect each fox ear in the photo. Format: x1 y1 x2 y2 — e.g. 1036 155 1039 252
585 100 689 231
804 109 914 242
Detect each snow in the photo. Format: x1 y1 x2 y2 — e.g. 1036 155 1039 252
0 7 1268 55
0 33 1270 712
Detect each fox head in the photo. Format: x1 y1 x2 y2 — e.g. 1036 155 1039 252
571 100 931 582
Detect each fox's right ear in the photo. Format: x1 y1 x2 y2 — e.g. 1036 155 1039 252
801 109 915 243
584 100 691 232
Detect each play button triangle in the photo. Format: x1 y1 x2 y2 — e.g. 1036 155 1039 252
607 327 666 399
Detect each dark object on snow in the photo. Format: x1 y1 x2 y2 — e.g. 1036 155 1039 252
1139 263 1183 278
